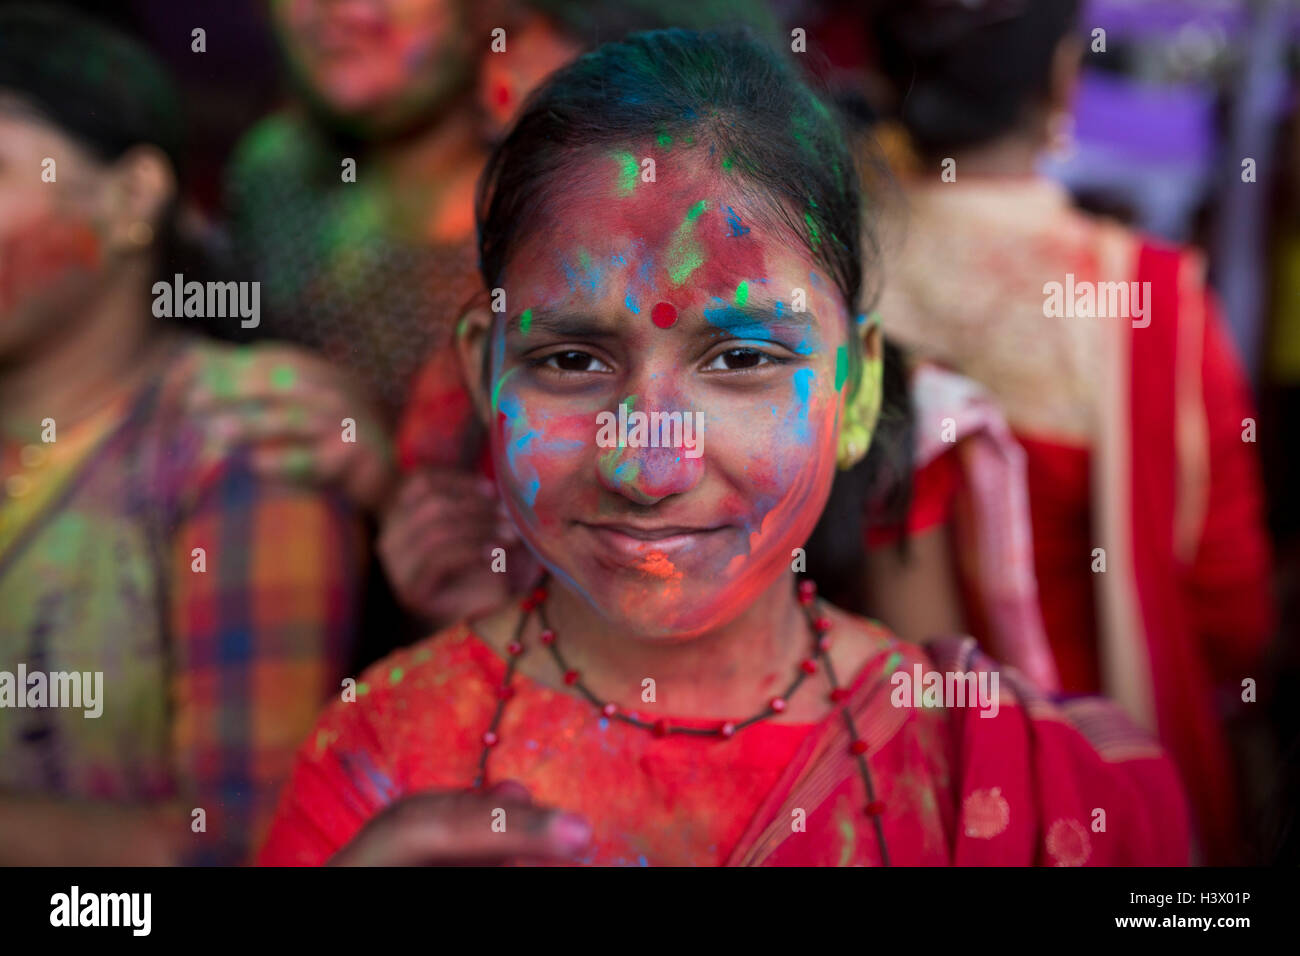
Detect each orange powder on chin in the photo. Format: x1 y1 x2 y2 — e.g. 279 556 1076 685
634 550 683 601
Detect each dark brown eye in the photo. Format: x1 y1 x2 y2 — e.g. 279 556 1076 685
542 350 612 373
704 348 770 371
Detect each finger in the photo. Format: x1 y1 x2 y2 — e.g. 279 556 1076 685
418 804 592 865
401 528 505 595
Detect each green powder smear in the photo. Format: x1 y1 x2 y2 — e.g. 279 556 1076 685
735 280 749 307
270 363 297 391
666 202 708 286
491 366 518 414
389 666 404 685
834 345 849 391
615 151 638 195
519 308 533 335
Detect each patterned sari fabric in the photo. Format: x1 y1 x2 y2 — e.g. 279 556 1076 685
0 335 365 864
257 620 1188 866
875 177 1274 863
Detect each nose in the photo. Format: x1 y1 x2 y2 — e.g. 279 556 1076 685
595 402 705 506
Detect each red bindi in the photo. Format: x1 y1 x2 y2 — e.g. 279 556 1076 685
651 301 678 329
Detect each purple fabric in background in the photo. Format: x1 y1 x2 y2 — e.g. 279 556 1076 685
1081 0 1249 39
1072 68 1216 165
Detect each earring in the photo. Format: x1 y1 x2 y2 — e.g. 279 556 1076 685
126 221 154 247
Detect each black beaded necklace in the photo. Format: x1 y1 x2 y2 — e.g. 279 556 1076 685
472 576 891 865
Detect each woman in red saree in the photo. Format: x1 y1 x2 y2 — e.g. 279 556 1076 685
260 27 1188 867
865 0 1273 863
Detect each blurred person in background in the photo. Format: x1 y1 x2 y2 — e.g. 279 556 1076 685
861 0 1273 864
220 0 785 647
0 4 366 864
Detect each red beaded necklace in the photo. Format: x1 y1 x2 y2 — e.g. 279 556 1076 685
472 576 891 866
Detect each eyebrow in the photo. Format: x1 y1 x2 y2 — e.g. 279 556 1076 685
506 310 622 339
697 303 819 338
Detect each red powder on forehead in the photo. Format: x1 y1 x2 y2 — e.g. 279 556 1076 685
492 82 512 108
651 301 678 329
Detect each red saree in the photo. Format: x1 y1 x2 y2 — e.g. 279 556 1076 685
874 179 1274 864
258 620 1187 866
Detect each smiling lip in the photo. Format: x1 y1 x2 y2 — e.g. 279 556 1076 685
580 522 727 560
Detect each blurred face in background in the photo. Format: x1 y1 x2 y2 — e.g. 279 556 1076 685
270 0 476 133
0 94 108 361
0 93 171 364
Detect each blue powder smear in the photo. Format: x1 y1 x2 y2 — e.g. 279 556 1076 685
791 368 814 443
724 206 751 238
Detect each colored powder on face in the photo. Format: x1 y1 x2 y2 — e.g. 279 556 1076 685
665 204 708 286
734 281 749 307
651 301 678 329
519 307 533 335
656 132 672 147
791 368 815 443
834 344 849 391
724 206 750 238
625 292 640 314
598 447 639 485
721 155 733 171
635 550 681 581
701 304 775 339
667 242 703 285
389 666 404 684
615 151 639 195
491 366 517 414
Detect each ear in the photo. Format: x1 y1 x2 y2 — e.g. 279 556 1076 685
859 315 883 366
837 315 883 470
101 145 175 254
456 305 496 424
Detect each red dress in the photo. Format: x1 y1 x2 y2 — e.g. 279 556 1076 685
258 620 1188 866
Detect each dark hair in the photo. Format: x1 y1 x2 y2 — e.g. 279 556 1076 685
475 27 911 604
873 0 1081 156
0 4 184 172
477 27 866 315
0 3 201 287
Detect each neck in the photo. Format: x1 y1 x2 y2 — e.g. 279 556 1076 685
940 130 1046 179
541 571 810 720
0 260 158 438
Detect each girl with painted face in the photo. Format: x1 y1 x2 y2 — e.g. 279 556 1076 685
260 28 1189 866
